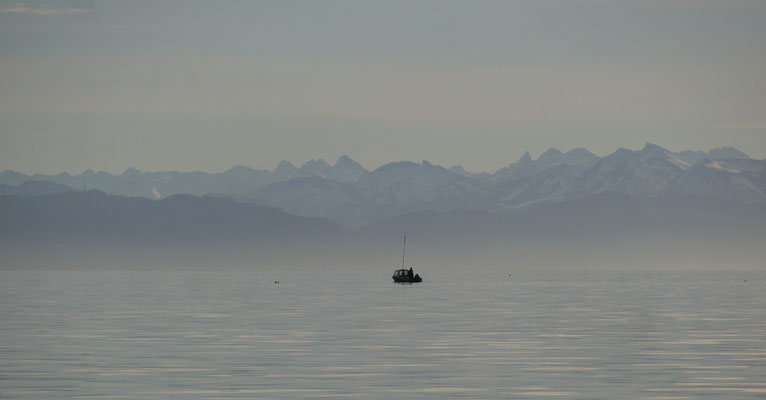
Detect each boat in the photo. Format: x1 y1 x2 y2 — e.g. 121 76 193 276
392 233 422 283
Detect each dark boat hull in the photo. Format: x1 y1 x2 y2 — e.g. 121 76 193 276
393 276 422 283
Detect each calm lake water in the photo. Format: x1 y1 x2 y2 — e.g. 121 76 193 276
1 269 765 399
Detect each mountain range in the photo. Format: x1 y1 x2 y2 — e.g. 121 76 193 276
0 190 344 269
0 155 368 200
0 144 766 227
1 144 763 228
2 189 764 270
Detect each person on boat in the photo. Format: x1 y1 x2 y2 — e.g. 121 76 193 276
409 267 413 278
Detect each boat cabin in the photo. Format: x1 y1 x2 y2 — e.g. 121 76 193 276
393 269 409 278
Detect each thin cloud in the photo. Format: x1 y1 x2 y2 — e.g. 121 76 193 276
0 4 58 15
0 3 91 15
66 8 90 15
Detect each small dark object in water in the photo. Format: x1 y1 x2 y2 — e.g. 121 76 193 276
275 281 279 284
393 269 421 283
391 233 423 283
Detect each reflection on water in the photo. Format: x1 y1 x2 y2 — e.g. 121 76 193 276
1 270 765 399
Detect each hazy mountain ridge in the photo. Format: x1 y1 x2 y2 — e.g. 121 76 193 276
662 159 766 204
1 144 761 227
247 161 493 226
491 148 599 184
244 144 761 224
492 145 763 209
0 155 367 200
0 181 74 196
358 192 766 269
0 190 345 267
2 190 764 270
248 176 365 224
675 147 750 166
0 190 342 243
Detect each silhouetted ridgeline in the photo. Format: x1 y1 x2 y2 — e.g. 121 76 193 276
0 191 344 269
1 190 764 270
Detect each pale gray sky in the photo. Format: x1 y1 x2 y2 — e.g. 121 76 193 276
1 0 765 174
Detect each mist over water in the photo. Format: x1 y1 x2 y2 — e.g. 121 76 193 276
2 269 765 399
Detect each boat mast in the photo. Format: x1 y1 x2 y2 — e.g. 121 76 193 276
402 233 406 269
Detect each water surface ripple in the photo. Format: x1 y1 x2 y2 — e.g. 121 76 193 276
1 270 765 399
